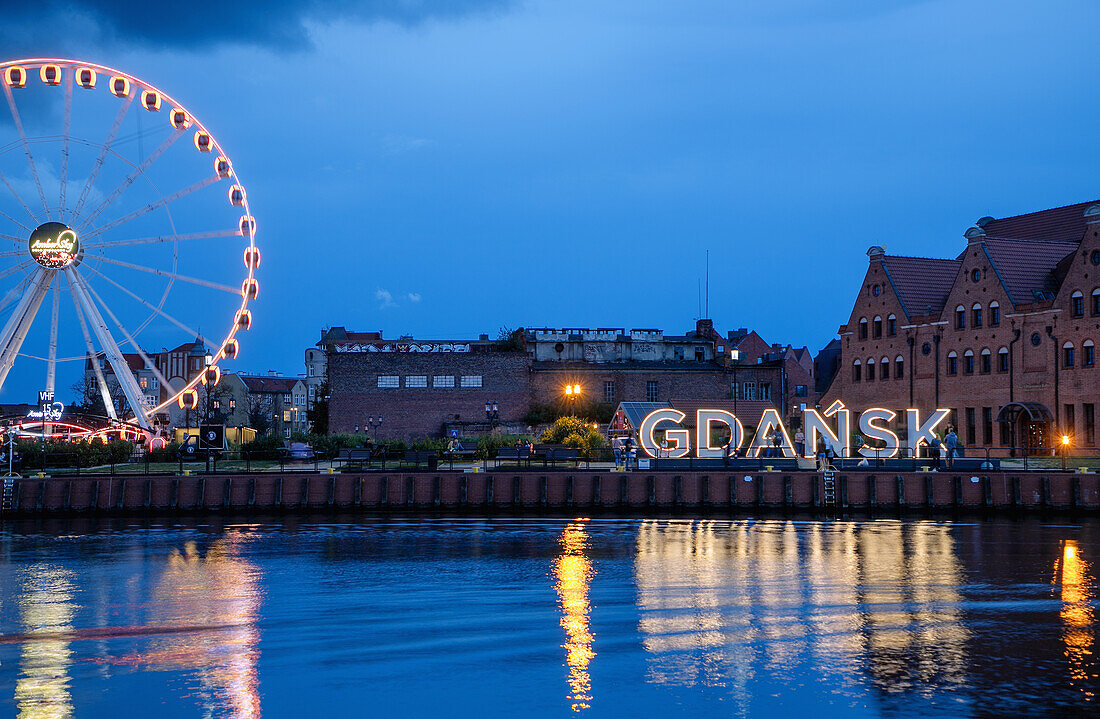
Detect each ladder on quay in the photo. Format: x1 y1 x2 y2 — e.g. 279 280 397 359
822 465 837 508
2 475 14 512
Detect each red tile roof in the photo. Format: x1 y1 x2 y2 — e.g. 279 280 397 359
982 238 1076 306
981 200 1096 244
241 375 299 393
880 255 962 319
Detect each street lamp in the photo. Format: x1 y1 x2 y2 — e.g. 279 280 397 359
731 349 741 414
367 414 382 442
1062 434 1070 471
485 401 499 427
564 383 581 416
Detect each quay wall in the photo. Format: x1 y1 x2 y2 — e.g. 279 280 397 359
2 471 1100 517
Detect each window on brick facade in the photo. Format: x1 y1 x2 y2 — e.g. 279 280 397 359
887 314 897 337
1085 341 1095 368
980 348 991 374
972 303 982 328
1066 403 1076 440
895 355 904 379
434 375 455 388
1073 291 1085 318
283 393 292 403
1086 403 1096 445
852 360 861 382
963 350 974 374
795 384 808 397
1000 416 1012 445
866 359 875 381
742 381 755 400
460 375 482 388
982 407 993 445
1064 342 1075 368
229 399 236 409
955 305 966 329
646 380 659 402
283 410 291 422
873 316 882 339
858 318 867 340
966 407 976 445
377 375 399 388
880 356 889 380
947 351 958 375
998 347 1009 372
284 428 291 438
604 381 614 402
760 383 771 400
1093 289 1100 316
405 375 427 388
990 301 1000 327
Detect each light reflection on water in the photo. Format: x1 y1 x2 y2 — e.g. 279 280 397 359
1 516 1099 717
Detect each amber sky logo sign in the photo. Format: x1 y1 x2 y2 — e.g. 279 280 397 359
637 401 951 460
28 222 79 269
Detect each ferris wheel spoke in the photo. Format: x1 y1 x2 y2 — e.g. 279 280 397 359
0 208 31 234
72 93 134 221
0 168 41 226
78 128 185 230
81 275 178 400
0 248 27 258
45 274 59 395
80 262 213 349
0 266 51 391
66 266 150 427
0 271 36 315
0 260 34 286
1 80 51 219
68 286 118 422
88 229 240 251
84 173 223 240
59 74 73 221
87 254 240 294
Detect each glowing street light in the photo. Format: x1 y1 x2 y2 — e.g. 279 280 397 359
1062 434 1071 471
564 384 581 416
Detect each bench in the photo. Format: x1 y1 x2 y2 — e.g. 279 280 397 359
337 448 376 467
495 447 532 466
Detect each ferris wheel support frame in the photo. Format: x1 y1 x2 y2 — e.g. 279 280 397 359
0 266 51 389
65 266 151 429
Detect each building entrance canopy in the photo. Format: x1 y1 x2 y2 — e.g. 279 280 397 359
995 401 1054 424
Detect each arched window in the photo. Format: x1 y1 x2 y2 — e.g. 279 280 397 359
1064 341 1076 368
852 359 862 382
972 303 983 328
955 305 966 330
989 301 1000 327
980 348 991 374
887 313 897 337
1085 340 1095 368
866 357 875 381
1072 290 1085 318
1093 289 1100 317
895 354 904 379
998 347 1009 373
873 315 882 339
880 356 889 380
963 349 975 375
947 350 958 376
859 317 868 340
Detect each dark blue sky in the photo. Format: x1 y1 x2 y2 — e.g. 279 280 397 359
15 0 1100 376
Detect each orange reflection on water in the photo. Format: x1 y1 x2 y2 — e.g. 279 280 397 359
554 522 595 712
1055 540 1096 700
126 535 263 718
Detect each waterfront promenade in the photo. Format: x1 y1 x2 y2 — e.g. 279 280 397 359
3 468 1099 517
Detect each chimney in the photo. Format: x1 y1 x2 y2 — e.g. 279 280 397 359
695 318 713 337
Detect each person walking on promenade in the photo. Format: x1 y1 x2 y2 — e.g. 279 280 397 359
794 428 805 458
612 437 622 468
944 426 958 469
771 430 782 458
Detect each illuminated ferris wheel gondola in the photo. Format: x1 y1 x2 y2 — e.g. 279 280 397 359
0 58 258 433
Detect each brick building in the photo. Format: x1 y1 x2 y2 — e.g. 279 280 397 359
326 320 817 439
823 199 1100 455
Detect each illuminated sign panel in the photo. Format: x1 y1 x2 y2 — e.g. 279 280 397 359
28 222 79 268
637 402 951 459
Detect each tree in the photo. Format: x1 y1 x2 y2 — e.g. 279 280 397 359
541 416 605 450
307 380 329 435
248 394 273 435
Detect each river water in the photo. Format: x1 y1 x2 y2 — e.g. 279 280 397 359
0 516 1097 717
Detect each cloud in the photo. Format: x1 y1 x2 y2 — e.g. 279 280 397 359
0 0 513 55
376 288 397 309
382 134 436 155
407 292 421 303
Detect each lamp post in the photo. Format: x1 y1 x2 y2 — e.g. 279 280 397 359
485 400 499 427
731 349 741 415
1062 434 1070 472
564 383 581 416
367 414 382 442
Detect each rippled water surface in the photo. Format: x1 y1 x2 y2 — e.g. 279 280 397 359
1 515 1098 717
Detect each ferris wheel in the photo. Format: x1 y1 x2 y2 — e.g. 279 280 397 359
0 58 258 431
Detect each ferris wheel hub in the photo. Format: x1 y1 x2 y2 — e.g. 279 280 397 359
28 222 80 269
